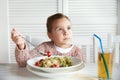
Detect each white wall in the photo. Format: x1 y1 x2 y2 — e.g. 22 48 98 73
0 0 9 63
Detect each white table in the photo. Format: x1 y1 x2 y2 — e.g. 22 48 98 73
0 63 120 80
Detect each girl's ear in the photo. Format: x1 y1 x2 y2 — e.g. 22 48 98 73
47 32 52 39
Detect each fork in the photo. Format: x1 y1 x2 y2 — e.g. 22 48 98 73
22 36 46 56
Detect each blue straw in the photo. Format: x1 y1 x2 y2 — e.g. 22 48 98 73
93 34 110 80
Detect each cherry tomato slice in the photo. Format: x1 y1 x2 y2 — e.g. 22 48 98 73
47 51 51 57
52 64 57 67
35 62 39 66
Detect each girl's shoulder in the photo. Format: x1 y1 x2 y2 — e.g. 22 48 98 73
37 41 54 49
72 45 81 50
35 41 55 53
40 41 54 46
72 44 83 53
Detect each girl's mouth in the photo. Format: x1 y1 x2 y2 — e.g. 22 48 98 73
64 37 70 40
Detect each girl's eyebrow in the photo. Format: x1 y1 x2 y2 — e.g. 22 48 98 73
54 26 62 30
54 24 72 30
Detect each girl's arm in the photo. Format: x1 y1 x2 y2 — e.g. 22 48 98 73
15 42 47 67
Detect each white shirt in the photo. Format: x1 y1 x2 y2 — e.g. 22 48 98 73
54 44 74 53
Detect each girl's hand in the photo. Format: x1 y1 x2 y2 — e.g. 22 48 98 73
11 28 26 50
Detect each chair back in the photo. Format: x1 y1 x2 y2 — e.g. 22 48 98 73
72 36 98 63
108 34 120 64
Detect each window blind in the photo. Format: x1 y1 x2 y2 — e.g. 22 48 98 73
9 0 59 63
67 0 117 62
9 0 118 63
67 0 117 41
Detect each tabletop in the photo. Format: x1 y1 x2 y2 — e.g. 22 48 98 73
0 63 120 80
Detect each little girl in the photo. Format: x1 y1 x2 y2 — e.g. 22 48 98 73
11 13 85 67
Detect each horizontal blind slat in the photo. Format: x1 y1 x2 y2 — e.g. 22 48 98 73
68 0 117 16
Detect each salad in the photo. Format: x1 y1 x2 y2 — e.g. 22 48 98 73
35 56 72 68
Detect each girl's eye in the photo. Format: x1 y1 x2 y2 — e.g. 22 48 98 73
58 28 62 31
56 28 62 31
68 26 71 30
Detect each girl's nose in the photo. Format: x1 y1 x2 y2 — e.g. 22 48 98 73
63 29 69 35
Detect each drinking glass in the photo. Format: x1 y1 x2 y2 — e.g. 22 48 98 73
98 47 114 80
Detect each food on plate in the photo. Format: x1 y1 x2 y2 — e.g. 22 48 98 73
35 56 72 68
46 51 51 57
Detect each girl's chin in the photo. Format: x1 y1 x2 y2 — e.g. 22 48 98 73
60 45 71 48
64 39 71 42
62 43 72 47
66 41 71 44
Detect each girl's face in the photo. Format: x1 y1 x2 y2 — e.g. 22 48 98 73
48 18 72 48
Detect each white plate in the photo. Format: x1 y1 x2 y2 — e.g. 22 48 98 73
26 65 83 78
27 56 84 73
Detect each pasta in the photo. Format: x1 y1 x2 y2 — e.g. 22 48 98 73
35 56 72 68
